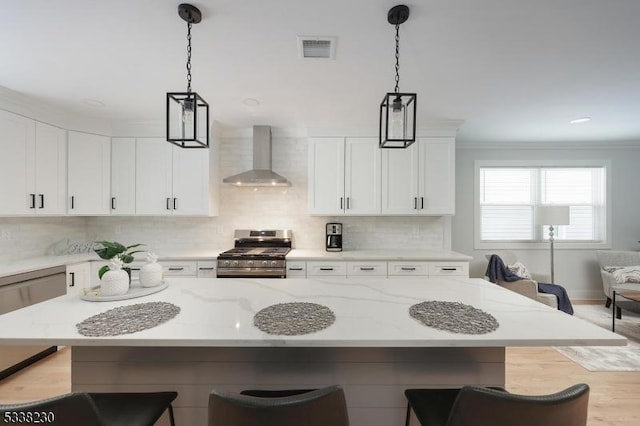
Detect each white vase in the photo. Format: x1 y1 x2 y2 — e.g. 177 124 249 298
139 262 163 287
100 269 130 296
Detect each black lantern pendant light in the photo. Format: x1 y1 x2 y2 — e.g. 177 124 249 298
379 5 416 149
166 3 209 148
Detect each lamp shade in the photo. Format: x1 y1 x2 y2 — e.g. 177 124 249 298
534 205 570 226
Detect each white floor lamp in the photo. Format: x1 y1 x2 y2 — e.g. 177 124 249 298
534 205 570 284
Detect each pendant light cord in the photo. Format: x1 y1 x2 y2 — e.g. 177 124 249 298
394 23 400 93
186 22 192 93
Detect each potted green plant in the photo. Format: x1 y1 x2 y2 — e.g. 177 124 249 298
94 241 145 279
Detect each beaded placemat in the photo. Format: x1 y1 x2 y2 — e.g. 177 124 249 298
76 302 180 337
254 302 335 335
409 301 499 334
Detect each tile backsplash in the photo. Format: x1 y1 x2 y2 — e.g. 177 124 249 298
0 217 88 262
2 136 448 261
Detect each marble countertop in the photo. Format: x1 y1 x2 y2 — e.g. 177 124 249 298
0 249 471 279
0 276 624 348
286 249 472 261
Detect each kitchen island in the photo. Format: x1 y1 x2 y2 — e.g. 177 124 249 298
0 276 624 426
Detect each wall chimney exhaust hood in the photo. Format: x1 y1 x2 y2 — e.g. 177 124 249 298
223 126 291 187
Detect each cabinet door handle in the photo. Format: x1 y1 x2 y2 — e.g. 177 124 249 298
288 267 304 271
340 197 343 210
360 267 375 271
413 197 417 210
71 196 75 209
39 194 44 209
69 272 75 287
29 194 36 209
166 198 171 210
346 197 350 209
401 267 416 271
111 197 117 210
319 267 334 271
168 267 184 271
199 267 215 271
173 198 178 210
129 267 141 271
441 267 458 271
421 197 424 209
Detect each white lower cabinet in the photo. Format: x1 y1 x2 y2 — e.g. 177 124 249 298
427 262 468 277
292 260 469 279
387 262 429 277
286 261 306 278
197 261 217 278
66 262 91 295
160 261 197 277
306 261 347 277
347 261 387 277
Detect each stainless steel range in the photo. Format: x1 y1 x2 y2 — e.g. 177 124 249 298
217 230 292 278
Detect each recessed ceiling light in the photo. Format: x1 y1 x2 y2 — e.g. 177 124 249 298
242 98 260 107
83 98 105 108
570 117 591 124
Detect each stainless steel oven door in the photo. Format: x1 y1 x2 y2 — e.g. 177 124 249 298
216 268 286 278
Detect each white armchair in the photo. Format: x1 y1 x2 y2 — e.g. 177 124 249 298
485 252 558 309
596 250 640 308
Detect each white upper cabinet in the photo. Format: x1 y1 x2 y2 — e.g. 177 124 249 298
0 110 66 216
308 137 380 215
34 122 67 215
172 144 211 215
418 138 455 214
308 137 344 215
110 138 136 215
67 131 111 215
135 138 214 216
382 137 455 215
344 138 381 215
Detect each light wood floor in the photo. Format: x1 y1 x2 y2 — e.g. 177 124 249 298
1 345 638 425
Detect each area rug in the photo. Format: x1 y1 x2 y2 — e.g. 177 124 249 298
554 304 640 371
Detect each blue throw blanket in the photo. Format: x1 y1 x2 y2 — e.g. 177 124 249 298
485 255 574 315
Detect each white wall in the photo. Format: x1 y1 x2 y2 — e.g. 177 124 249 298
86 135 448 253
453 141 640 300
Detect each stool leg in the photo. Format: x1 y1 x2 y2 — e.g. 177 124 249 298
405 402 412 426
168 404 176 426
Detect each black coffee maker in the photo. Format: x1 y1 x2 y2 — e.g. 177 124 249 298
326 223 343 252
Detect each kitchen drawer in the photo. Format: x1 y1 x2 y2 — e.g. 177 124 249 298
427 262 468 277
347 261 387 277
159 260 197 277
306 261 347 277
286 261 306 278
388 262 429 276
197 260 217 278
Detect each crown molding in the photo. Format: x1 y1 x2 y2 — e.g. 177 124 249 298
456 138 640 150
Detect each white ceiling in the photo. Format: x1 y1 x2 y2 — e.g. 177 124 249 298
2 0 640 143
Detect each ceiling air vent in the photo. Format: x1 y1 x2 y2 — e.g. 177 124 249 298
297 36 337 59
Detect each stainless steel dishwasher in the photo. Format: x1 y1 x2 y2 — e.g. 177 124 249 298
0 265 66 380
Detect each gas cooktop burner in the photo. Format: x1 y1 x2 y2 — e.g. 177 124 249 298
218 247 291 258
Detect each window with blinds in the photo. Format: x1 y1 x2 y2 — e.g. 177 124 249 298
479 166 606 242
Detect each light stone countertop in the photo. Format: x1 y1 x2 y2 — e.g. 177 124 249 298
286 249 472 261
0 276 625 348
0 249 471 279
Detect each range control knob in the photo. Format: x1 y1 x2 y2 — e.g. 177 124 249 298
248 260 254 266
262 260 268 266
232 260 239 266
270 260 277 266
223 260 230 266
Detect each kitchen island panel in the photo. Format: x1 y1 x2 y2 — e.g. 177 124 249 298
72 345 505 426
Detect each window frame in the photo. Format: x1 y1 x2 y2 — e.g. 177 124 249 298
474 159 612 250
